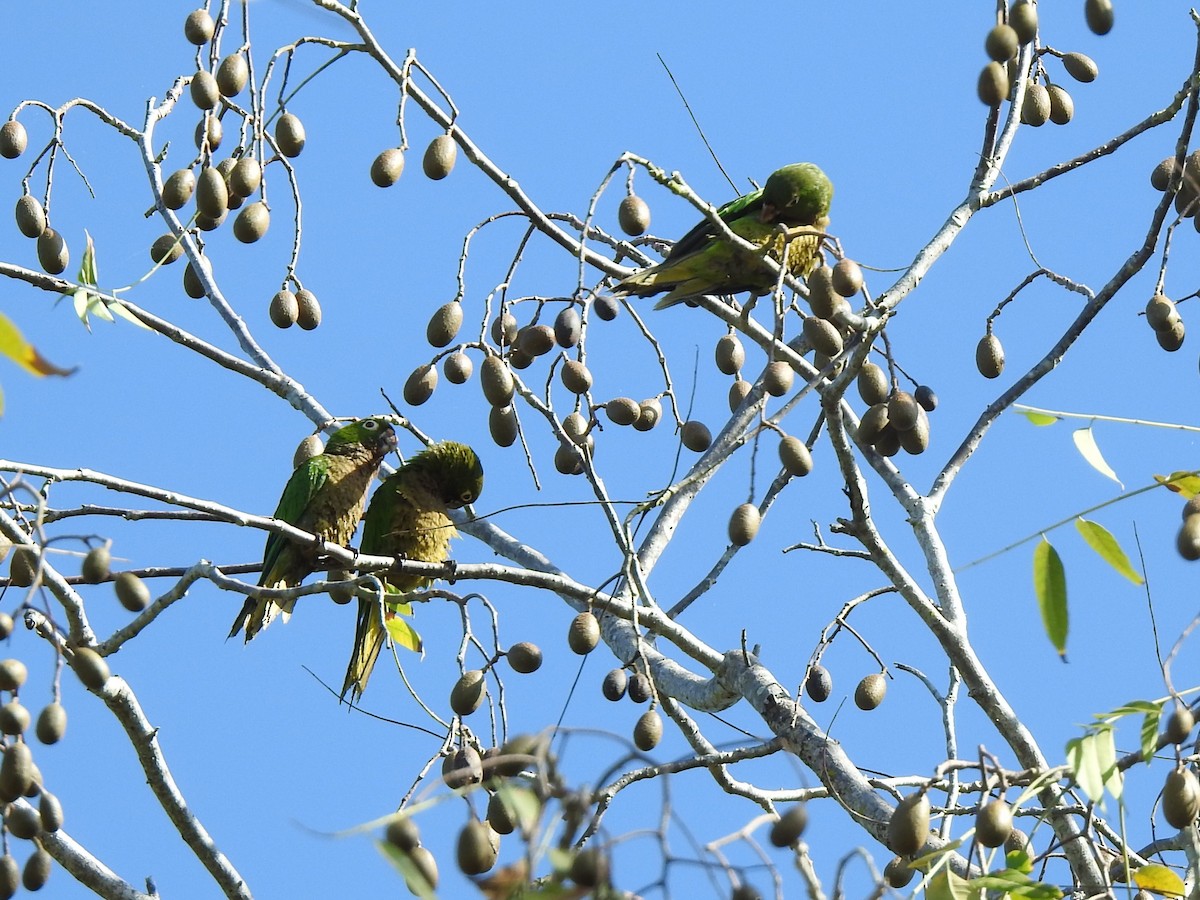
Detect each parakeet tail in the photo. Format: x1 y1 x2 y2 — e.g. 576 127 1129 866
340 597 386 704
228 593 287 642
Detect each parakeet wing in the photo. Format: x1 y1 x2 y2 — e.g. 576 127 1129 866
665 188 764 261
259 453 332 587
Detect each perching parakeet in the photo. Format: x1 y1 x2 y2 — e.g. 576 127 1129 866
613 162 833 309
340 441 484 704
229 417 398 642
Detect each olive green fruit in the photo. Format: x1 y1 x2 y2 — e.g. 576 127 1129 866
403 845 439 894
593 294 620 321
232 202 269 243
456 819 498 875
985 24 1019 62
190 71 220 110
442 746 484 790
489 406 518 448
562 412 591 448
22 846 51 891
899 408 930 455
114 571 150 612
444 351 473 384
602 397 637 426
0 661 26 694
1162 767 1200 828
728 503 761 547
5 802 38 840
403 365 438 406
370 148 404 187
561 360 593 394
0 743 33 801
763 361 794 397
805 664 832 702
36 228 68 275
1021 83 1051 126
806 265 839 319
779 436 813 477
326 569 354 605
14 196 45 239
517 324 555 357
0 122 27 160
633 398 662 432
888 391 920 432
1047 85 1074 125
554 307 581 348
914 384 938 412
489 734 543 778
9 548 38 589
184 9 215 44
216 53 248 97
554 438 581 471
269 289 299 328
976 333 1005 378
858 403 890 445
634 709 663 750
886 792 931 856
72 648 110 690
288 435 324 471
768 803 808 848
182 258 207 299
627 672 653 704
385 816 420 852
194 114 222 150
275 113 306 157
1166 703 1195 744
978 61 1010 106
568 611 601 655
490 311 517 346
295 289 321 330
803 316 843 357
1009 3 1038 43
229 157 262 198
195 209 226 231
195 166 228 217
0 704 28 737
1157 318 1185 352
0 617 11 642
602 668 628 701
857 362 889 405
874 425 902 457
506 641 542 674
681 420 712 453
450 669 486 716
480 355 515 407
884 856 916 889
509 347 535 369
715 333 745 375
618 194 651 237
854 672 886 710
0 855 15 898
1063 52 1098 83
486 791 516 835
426 301 463 348
149 234 182 265
1085 0 1114 35
975 799 1013 847
732 884 763 900
569 847 610 888
831 257 863 297
37 790 62 832
34 704 65 747
1151 156 1180 192
1146 294 1178 330
423 134 457 180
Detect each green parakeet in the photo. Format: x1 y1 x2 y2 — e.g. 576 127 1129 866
613 162 833 309
229 417 398 641
340 441 484 704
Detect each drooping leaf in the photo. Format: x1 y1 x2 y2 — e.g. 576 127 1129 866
1066 727 1121 805
0 312 74 378
1133 863 1186 897
1021 411 1059 426
926 868 983 900
1072 426 1122 487
384 612 423 655
1033 537 1068 658
1155 472 1200 497
1075 518 1143 585
972 868 1064 900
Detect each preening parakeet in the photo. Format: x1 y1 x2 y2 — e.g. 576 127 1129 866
229 417 398 641
340 441 484 704
613 162 833 309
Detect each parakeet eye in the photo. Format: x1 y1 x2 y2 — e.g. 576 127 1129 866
362 419 380 431
460 490 475 503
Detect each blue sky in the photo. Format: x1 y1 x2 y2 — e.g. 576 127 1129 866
2 2 1200 898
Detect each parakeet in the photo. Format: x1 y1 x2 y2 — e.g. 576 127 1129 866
613 162 833 309
229 417 398 642
340 441 484 704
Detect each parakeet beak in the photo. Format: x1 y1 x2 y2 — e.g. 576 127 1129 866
759 203 778 224
382 430 399 453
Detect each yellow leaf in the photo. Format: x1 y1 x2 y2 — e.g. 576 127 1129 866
1075 518 1144 585
1133 863 1186 897
0 312 74 377
1021 411 1059 426
384 612 423 654
1155 472 1200 497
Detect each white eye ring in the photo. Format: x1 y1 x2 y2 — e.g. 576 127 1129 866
363 419 379 430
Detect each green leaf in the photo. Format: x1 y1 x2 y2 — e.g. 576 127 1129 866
973 869 1063 899
0 312 74 377
1075 518 1143 585
384 613 423 654
927 868 983 900
1133 863 1186 897
1021 411 1059 426
1033 537 1068 658
1066 727 1121 805
107 300 152 331
78 230 98 285
492 782 542 834
1072 425 1122 487
1006 848 1033 873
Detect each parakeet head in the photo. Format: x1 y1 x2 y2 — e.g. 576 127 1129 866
759 163 833 227
326 417 398 456
409 441 484 508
